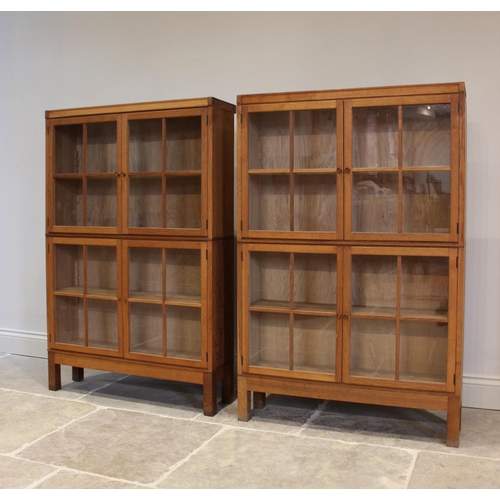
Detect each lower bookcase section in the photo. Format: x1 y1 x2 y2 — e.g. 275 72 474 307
236 373 462 447
48 350 235 417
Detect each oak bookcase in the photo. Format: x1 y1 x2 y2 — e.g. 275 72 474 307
46 97 235 416
236 83 466 446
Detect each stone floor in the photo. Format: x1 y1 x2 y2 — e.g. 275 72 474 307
1 352 500 490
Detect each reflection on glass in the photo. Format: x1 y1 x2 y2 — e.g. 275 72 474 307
55 296 84 345
165 249 201 302
352 173 398 233
351 255 397 316
249 312 289 369
293 315 335 373
249 252 290 309
129 302 163 356
249 174 290 231
165 116 201 171
294 174 336 232
129 177 162 228
293 109 336 170
403 104 450 167
166 306 201 360
248 112 290 170
86 122 117 173
400 321 447 383
402 171 450 233
165 176 201 228
352 107 398 168
87 246 117 296
55 179 83 226
401 256 448 319
55 245 83 293
87 299 118 350
55 125 83 174
350 318 396 379
129 119 162 172
129 247 162 300
87 179 117 227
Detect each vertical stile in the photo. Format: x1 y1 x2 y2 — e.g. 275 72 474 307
162 247 167 358
395 254 401 381
337 101 344 239
162 119 167 229
83 244 88 347
397 106 403 235
289 252 294 371
82 124 88 227
289 111 295 232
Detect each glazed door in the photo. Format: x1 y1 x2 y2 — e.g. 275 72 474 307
47 238 122 355
241 243 342 381
47 115 122 234
123 109 208 237
240 102 343 240
343 246 458 391
124 240 208 368
344 95 460 242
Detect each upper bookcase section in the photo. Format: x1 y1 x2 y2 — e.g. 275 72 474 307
237 83 466 244
46 97 235 239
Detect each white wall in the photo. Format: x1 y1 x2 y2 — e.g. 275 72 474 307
1 11 499 409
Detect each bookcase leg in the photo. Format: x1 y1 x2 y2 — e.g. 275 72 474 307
237 378 251 421
253 391 267 409
72 367 84 382
203 372 217 417
48 352 61 391
446 395 461 447
221 367 235 404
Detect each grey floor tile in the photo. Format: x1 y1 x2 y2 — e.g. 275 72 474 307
409 451 500 488
0 455 56 488
159 427 415 488
302 400 450 450
0 354 125 399
195 394 322 434
18 408 222 484
81 375 205 418
36 469 147 489
0 390 97 453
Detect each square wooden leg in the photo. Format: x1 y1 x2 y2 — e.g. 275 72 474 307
48 352 61 391
72 367 84 382
446 395 461 447
237 378 251 422
253 391 267 409
203 372 217 417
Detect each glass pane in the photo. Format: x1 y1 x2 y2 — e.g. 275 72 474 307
166 176 201 228
249 252 290 310
248 112 289 170
294 174 336 232
86 122 117 173
87 299 118 350
400 321 447 383
166 306 201 360
351 255 397 317
249 174 290 231
86 246 117 297
293 315 335 374
165 249 201 303
293 109 336 170
352 173 398 233
165 116 201 171
401 256 448 320
129 177 162 228
129 302 163 356
352 107 398 168
249 312 289 369
55 179 83 226
403 104 450 167
128 119 162 172
55 125 83 174
129 247 162 300
293 253 336 313
350 318 396 379
55 245 83 293
86 179 117 227
55 296 84 345
402 171 450 234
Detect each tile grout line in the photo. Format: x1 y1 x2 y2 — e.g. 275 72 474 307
403 450 420 489
148 426 228 487
75 373 132 401
4 406 102 458
293 400 329 436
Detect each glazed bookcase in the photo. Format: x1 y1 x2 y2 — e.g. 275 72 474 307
46 97 235 416
236 83 466 446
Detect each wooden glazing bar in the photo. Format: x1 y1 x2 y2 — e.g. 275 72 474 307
83 245 88 347
398 106 403 235
82 124 88 227
162 118 167 229
289 252 294 371
162 248 167 358
289 111 294 232
395 255 401 381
